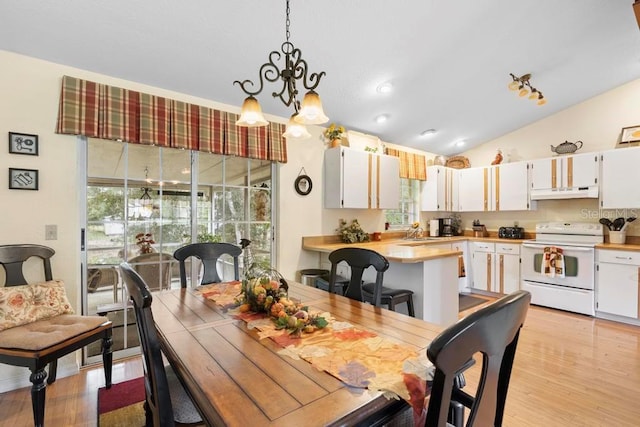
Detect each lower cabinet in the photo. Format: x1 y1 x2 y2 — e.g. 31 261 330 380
470 241 520 295
596 249 640 323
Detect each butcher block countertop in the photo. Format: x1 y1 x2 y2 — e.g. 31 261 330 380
302 235 463 263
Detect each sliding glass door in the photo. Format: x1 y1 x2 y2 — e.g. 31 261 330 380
84 138 275 362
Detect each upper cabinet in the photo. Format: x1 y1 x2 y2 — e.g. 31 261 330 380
600 146 640 208
530 152 599 200
458 162 533 212
420 166 458 211
324 146 400 209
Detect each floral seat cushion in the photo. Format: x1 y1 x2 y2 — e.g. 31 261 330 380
0 280 74 332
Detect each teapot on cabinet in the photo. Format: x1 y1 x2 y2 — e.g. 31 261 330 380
550 140 583 155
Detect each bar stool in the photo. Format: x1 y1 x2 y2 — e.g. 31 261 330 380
314 274 349 295
362 283 415 317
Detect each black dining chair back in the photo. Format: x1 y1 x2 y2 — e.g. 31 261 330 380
328 247 389 306
425 290 531 427
173 242 242 287
0 243 54 285
120 262 202 427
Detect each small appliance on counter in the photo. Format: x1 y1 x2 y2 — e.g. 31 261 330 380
472 219 487 237
441 218 454 237
429 219 440 237
498 226 525 239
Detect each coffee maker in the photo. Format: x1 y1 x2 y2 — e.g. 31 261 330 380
441 218 454 237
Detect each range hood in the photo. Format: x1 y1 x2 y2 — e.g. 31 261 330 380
530 185 598 200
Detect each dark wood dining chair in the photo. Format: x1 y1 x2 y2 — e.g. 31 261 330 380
119 262 203 426
0 244 113 427
173 242 242 287
425 290 531 427
328 247 389 306
328 247 415 316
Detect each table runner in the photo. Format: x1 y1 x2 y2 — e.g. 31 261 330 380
196 282 433 424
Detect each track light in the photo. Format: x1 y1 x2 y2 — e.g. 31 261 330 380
508 73 546 106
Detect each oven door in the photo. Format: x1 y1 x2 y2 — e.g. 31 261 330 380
521 242 595 290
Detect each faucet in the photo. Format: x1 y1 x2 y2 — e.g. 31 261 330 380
406 227 424 239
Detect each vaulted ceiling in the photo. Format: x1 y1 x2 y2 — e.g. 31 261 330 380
2 1 640 155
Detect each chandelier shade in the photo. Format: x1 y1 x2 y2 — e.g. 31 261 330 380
508 73 546 106
234 0 328 135
283 113 312 140
235 96 269 127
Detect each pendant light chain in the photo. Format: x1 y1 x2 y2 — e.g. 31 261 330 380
285 0 291 43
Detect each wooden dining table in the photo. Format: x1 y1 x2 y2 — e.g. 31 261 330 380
151 281 444 426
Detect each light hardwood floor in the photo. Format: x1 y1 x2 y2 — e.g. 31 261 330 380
0 303 639 426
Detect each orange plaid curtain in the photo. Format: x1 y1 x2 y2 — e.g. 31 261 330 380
386 148 427 180
56 76 288 163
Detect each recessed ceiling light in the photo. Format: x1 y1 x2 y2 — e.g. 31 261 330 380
420 129 437 137
376 82 393 94
375 114 389 124
455 139 466 147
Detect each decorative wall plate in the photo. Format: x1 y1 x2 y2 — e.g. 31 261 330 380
445 156 470 169
294 175 312 195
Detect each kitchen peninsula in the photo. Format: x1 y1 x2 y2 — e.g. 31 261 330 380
302 236 462 325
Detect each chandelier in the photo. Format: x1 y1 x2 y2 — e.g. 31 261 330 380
508 73 547 106
234 0 328 140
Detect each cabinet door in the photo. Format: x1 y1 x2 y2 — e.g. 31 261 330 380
601 147 640 208
497 253 520 294
341 149 370 208
375 154 400 209
530 158 555 191
471 251 494 291
494 162 530 211
420 166 443 211
597 263 639 318
459 167 491 212
567 152 598 189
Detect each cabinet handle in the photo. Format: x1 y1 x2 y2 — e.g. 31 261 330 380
499 255 504 294
615 256 633 260
487 254 492 292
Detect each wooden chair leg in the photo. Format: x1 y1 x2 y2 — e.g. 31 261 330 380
29 367 47 427
46 360 58 384
102 332 114 388
407 296 415 317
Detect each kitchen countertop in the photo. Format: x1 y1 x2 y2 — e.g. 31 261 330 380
301 237 462 263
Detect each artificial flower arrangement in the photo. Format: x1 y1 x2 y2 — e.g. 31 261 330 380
236 275 328 336
337 218 371 243
135 232 155 254
323 123 346 141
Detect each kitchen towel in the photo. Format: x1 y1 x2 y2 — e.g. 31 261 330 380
542 246 565 278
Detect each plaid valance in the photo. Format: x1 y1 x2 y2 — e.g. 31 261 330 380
386 148 427 180
56 76 287 163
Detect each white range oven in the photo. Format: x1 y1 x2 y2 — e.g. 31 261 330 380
521 222 603 316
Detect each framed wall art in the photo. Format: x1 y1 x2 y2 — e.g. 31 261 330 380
9 132 39 155
620 125 640 144
9 168 39 190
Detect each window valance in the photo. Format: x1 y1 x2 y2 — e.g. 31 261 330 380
55 76 287 163
386 148 427 180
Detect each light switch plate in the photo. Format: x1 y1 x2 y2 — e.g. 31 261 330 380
45 224 57 240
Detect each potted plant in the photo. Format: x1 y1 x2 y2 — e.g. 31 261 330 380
336 219 370 243
324 123 346 148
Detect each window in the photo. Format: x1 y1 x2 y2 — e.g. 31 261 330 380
384 178 420 228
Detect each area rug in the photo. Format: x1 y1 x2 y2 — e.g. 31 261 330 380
459 293 487 312
98 377 146 427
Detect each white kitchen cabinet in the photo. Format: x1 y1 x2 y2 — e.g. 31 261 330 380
530 152 599 200
470 241 495 292
596 249 640 323
495 243 521 295
324 146 400 209
470 241 520 295
458 167 489 212
600 146 640 208
420 166 458 211
458 162 532 212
